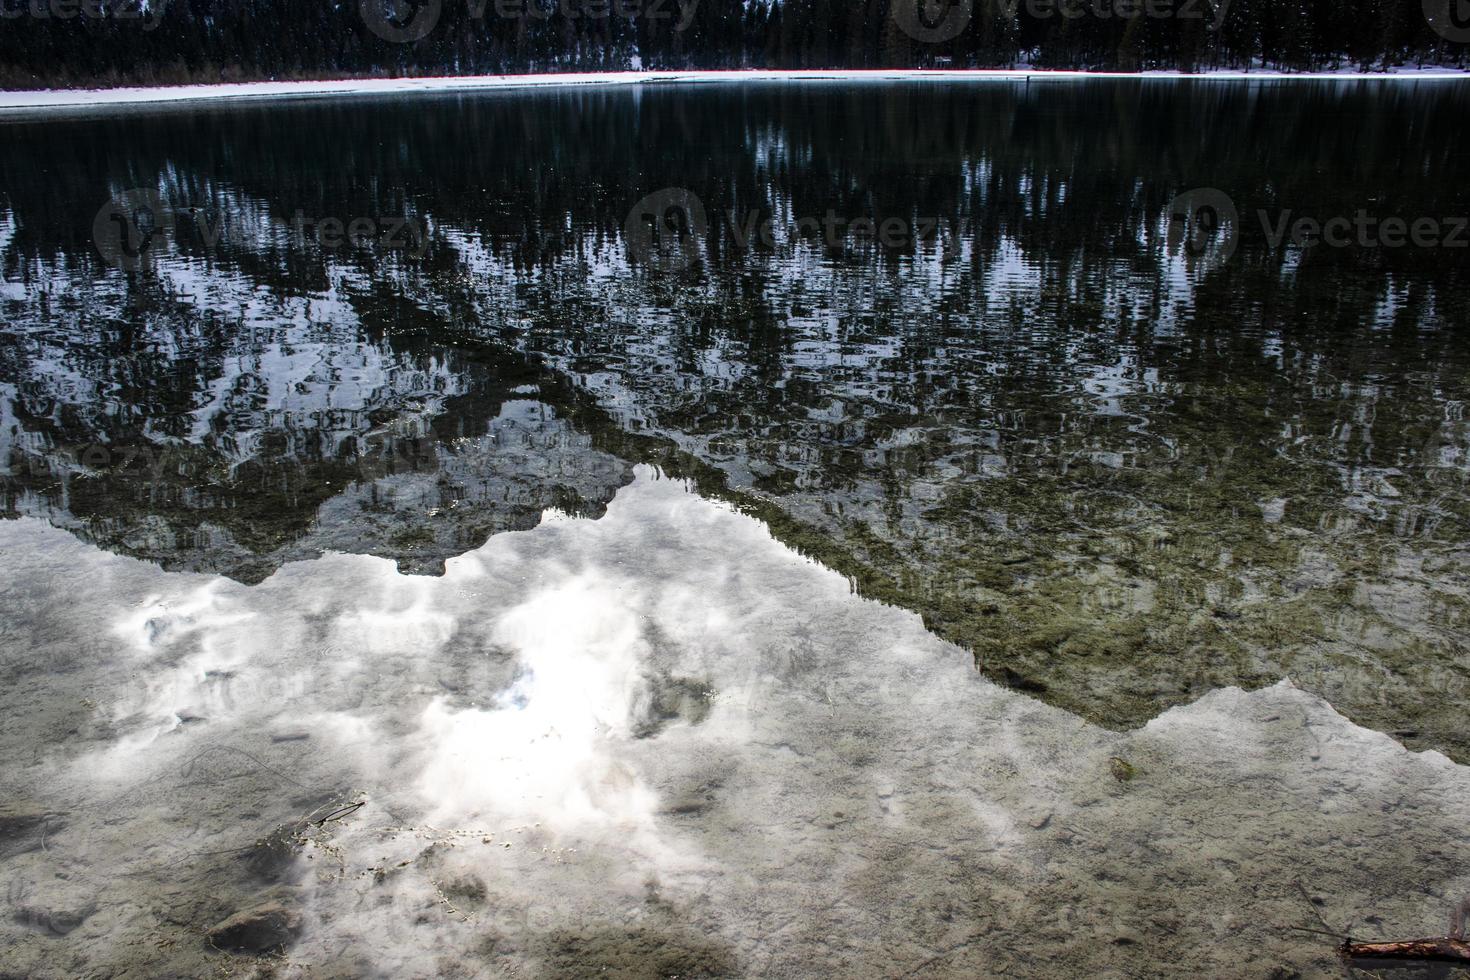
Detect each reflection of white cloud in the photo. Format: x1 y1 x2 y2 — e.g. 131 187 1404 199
416 576 659 835
335 589 455 658
113 581 253 654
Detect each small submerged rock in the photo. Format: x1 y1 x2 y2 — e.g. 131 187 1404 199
9 872 98 936
0 805 52 859
12 899 96 936
207 902 302 953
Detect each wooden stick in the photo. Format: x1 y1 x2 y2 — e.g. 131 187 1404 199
1343 937 1470 963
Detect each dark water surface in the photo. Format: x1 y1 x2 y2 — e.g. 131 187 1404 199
5 80 1470 750
2 80 1470 978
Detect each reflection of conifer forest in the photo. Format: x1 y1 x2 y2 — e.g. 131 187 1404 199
2 84 1470 759
0 0 1466 88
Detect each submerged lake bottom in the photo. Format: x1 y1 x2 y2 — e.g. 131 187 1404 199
1 470 1468 978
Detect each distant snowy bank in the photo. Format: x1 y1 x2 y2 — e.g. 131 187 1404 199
1 67 1467 114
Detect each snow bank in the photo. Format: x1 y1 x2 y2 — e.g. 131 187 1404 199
0 67 1465 115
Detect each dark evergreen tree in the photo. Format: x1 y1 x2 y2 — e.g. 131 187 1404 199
0 0 1464 88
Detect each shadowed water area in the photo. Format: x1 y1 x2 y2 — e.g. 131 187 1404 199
1 80 1469 977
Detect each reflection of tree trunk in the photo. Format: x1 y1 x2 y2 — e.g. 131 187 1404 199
1344 938 1470 964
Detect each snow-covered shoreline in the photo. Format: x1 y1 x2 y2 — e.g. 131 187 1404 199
1 66 1466 115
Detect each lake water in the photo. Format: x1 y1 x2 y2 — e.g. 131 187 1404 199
1 80 1469 977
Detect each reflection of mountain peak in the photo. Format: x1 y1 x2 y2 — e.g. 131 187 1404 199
0 306 634 582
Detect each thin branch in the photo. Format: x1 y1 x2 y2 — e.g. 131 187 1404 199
1294 878 1353 941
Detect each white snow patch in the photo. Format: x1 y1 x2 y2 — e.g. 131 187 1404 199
1 67 1466 115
